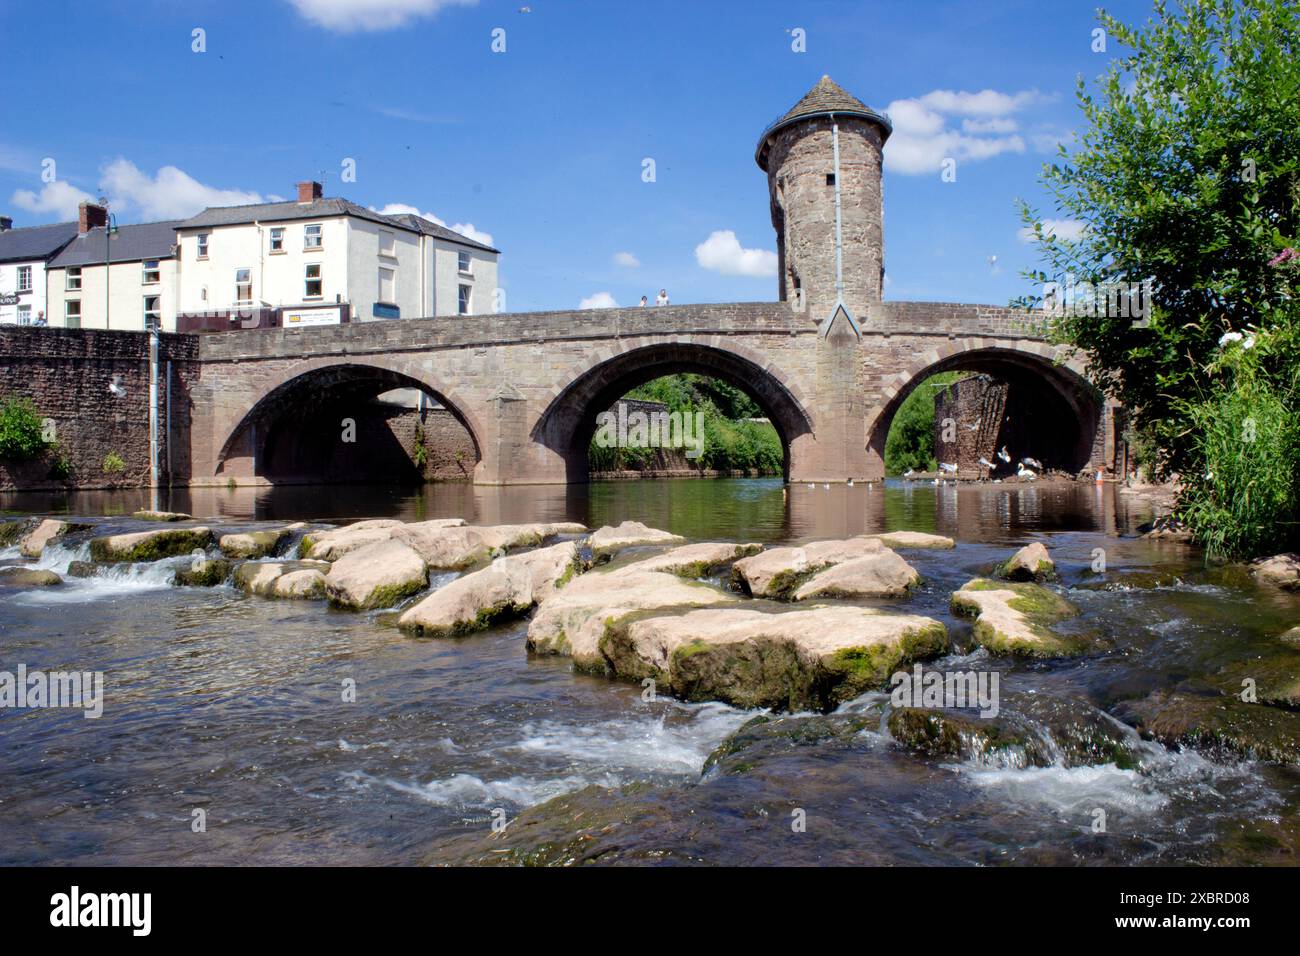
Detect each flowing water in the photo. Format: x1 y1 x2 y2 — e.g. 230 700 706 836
2 478 1298 866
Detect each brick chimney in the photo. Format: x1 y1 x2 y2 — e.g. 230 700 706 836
0 217 11 232
297 181 323 204
78 201 108 234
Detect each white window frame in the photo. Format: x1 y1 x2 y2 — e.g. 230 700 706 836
235 268 252 304
458 283 471 315
143 295 161 330
17 304 31 326
269 227 285 253
304 262 322 299
197 233 209 258
378 266 396 303
304 223 322 250
65 299 81 327
66 267 82 291
457 251 472 275
379 230 396 258
142 259 161 285
17 265 31 292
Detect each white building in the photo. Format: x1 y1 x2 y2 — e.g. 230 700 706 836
46 206 181 332
0 217 78 326
174 181 498 329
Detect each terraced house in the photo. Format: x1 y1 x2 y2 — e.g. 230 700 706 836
173 181 499 331
0 217 78 326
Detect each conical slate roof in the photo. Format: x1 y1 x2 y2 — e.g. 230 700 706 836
756 75 891 169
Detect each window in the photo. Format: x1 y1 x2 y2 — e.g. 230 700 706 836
66 267 82 291
65 300 81 328
458 283 471 315
269 227 285 253
378 267 395 303
143 259 160 284
826 173 836 186
379 230 396 257
304 224 322 249
143 295 161 330
304 263 322 299
197 234 209 258
457 251 472 274
235 268 252 303
17 305 30 326
17 266 31 292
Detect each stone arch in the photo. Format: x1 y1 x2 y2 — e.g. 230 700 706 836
864 340 1103 477
532 339 815 482
214 359 486 484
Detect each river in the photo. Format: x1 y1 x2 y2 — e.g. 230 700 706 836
2 478 1298 865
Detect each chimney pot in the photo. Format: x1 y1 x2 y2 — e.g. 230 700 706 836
297 181 323 203
78 201 108 234
0 216 11 232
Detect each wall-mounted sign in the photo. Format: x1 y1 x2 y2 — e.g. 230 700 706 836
0 293 19 306
372 302 400 319
283 307 341 327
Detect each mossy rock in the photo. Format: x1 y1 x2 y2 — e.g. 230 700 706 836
89 528 214 563
951 578 1090 658
132 510 191 522
219 529 291 559
174 558 232 587
702 710 881 776
0 520 32 547
0 567 62 587
1213 650 1300 709
1114 690 1300 764
888 707 1051 767
66 560 102 578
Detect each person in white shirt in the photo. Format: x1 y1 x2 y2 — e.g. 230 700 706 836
655 289 669 306
639 295 648 307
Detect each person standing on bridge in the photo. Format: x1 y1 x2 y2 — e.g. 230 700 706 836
639 295 648 307
655 289 669 306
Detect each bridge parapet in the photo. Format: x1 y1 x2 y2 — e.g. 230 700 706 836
865 301 1048 340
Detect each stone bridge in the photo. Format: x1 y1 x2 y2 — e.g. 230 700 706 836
191 298 1112 486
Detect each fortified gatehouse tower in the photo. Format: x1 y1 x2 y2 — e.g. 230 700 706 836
756 75 892 326
757 76 892 480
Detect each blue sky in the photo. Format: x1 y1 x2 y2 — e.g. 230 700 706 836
0 0 1156 311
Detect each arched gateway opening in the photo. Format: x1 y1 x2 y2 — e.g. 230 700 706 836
868 347 1104 478
533 343 814 483
216 365 481 485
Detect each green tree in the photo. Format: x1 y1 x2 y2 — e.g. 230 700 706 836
0 397 50 462
884 373 961 475
1018 0 1300 556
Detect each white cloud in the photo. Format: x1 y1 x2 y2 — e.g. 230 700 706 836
580 292 618 309
100 159 263 220
288 0 476 32
374 202 493 247
613 251 640 268
694 230 777 278
1017 218 1087 243
11 180 95 219
883 88 1042 175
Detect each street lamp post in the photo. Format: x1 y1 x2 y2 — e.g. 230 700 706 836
101 201 116 330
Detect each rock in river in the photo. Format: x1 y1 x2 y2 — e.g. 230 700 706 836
300 520 411 560
234 560 331 596
587 521 686 557
324 538 428 610
792 548 921 600
174 558 232 587
731 536 885 599
1115 690 1300 765
399 540 582 637
0 567 62 587
527 570 735 668
602 605 948 711
89 527 213 563
863 531 955 550
20 518 71 558
950 578 1087 657
219 527 296 559
993 542 1057 582
1250 553 1300 591
132 510 191 522
610 541 763 578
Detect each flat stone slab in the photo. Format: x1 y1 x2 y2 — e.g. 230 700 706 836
951 578 1086 657
731 537 885 599
1250 553 1300 590
610 542 763 578
301 521 410 560
792 549 921 600
606 605 948 711
863 531 955 550
399 541 581 637
219 527 296 559
0 567 62 587
391 523 493 570
527 569 735 668
89 527 213 563
588 521 686 557
324 538 428 610
132 510 192 522
270 569 328 599
20 518 69 558
994 542 1057 582
234 560 331 596
174 558 231 587
1116 690 1300 765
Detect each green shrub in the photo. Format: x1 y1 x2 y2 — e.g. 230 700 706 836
884 373 961 475
102 452 126 475
0 397 50 462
